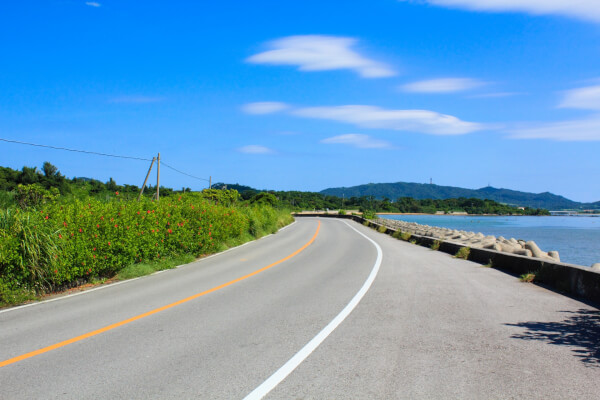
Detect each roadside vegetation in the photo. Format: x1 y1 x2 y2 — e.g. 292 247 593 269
0 163 293 307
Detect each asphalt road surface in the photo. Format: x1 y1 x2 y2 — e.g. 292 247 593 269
1 217 599 399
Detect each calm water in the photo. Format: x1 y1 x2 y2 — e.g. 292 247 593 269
380 215 600 267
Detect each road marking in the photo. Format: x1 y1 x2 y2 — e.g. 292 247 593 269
0 221 297 315
0 220 318 369
243 220 383 400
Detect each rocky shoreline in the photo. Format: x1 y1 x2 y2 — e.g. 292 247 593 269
375 217 562 262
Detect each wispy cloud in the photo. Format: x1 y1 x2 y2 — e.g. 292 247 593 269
468 92 524 99
401 77 485 93
85 1 101 7
293 105 483 135
237 145 274 154
241 101 289 114
109 96 164 104
559 84 600 110
246 35 395 78
508 115 600 141
321 134 391 148
409 0 600 23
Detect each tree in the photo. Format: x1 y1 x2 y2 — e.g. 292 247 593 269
42 162 58 178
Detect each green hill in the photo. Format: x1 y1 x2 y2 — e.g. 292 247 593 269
320 182 598 211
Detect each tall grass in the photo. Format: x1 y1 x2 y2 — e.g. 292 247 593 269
0 195 293 306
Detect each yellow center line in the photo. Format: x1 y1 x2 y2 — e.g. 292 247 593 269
0 220 321 368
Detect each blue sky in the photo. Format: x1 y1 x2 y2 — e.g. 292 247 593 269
1 1 600 202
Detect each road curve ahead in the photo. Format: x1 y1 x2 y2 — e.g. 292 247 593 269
1 217 599 399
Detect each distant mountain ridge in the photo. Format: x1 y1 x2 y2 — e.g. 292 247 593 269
320 182 599 211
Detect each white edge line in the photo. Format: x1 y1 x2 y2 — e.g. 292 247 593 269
243 219 383 400
0 220 298 315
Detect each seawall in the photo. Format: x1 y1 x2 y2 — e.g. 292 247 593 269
294 213 600 306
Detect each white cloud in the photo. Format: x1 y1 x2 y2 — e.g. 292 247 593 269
85 1 101 7
413 0 600 23
401 77 485 93
237 145 274 154
246 35 395 78
109 96 164 104
242 101 289 115
508 115 600 141
293 105 483 135
468 92 524 98
321 134 391 149
559 85 600 110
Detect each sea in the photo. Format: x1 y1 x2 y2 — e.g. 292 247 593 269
379 214 600 267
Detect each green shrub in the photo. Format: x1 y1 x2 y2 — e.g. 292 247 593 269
377 225 387 233
0 193 292 304
338 209 346 215
430 240 441 251
519 272 536 282
361 209 376 220
400 232 412 241
15 184 59 209
455 247 470 260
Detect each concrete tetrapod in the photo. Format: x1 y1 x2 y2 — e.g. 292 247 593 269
375 217 560 262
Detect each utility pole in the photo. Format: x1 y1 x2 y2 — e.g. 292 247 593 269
209 176 212 189
138 157 156 201
156 152 160 201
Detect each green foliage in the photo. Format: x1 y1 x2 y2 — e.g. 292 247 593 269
15 184 59 209
249 192 278 207
455 247 471 260
361 209 377 219
400 232 412 241
198 189 241 206
377 225 387 233
0 193 292 305
482 259 493 268
519 272 537 282
431 240 441 251
115 254 195 280
338 209 346 215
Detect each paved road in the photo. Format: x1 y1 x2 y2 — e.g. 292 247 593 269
1 217 599 399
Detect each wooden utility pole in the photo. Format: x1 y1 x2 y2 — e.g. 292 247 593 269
209 176 211 189
138 157 156 201
156 152 160 201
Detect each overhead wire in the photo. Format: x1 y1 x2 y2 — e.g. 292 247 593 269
0 137 211 185
161 161 210 182
0 137 152 161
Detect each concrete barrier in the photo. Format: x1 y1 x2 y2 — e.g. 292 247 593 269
293 213 600 306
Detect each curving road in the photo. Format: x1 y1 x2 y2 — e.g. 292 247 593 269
1 217 599 399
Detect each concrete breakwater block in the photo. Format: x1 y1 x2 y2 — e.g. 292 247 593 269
376 217 560 262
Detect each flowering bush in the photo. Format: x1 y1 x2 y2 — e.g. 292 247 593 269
0 193 292 300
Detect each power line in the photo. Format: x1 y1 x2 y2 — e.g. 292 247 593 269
0 138 152 161
161 161 210 182
1 137 211 185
